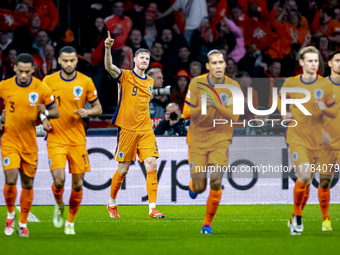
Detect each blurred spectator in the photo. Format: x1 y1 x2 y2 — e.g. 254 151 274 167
29 0 59 31
319 35 331 74
105 0 132 49
226 58 238 78
287 0 309 30
154 103 188 136
288 10 311 47
0 53 8 81
238 43 263 76
312 6 340 43
3 48 18 77
170 69 190 111
32 29 51 59
124 3 145 25
125 28 148 55
311 0 339 35
224 18 245 62
42 44 56 76
0 31 14 54
150 41 164 63
334 5 340 23
243 106 281 135
189 61 202 78
148 68 171 119
173 45 192 75
236 71 258 120
157 0 209 44
246 0 270 25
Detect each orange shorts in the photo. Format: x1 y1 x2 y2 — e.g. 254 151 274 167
114 128 159 163
1 146 38 178
189 142 230 174
288 144 320 166
47 142 90 174
318 147 340 175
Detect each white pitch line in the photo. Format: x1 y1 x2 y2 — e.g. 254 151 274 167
16 206 40 222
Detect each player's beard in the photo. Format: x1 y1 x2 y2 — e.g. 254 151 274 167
62 67 75 76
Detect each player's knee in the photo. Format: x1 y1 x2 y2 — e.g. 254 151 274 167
320 179 331 189
22 182 33 190
144 158 157 171
72 180 83 192
73 185 82 192
298 177 311 185
5 178 17 186
193 182 206 194
210 178 222 190
54 178 65 189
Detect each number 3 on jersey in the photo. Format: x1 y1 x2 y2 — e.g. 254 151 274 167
132 86 138 96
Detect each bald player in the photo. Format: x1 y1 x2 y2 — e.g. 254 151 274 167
104 32 165 218
183 49 241 234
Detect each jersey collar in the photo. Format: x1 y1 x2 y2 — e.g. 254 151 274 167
15 76 32 87
60 71 77 82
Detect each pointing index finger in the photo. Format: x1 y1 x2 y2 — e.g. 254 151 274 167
107 31 111 39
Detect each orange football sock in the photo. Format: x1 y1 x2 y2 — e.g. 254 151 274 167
4 184 17 213
203 188 222 226
110 170 125 199
52 183 64 204
19 188 34 224
301 188 310 211
293 180 307 216
146 170 157 203
189 180 194 192
67 189 83 223
318 186 330 221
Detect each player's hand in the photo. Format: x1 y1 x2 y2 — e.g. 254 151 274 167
42 118 52 132
0 124 4 133
74 108 89 117
322 130 331 145
1 109 5 122
206 95 215 107
283 112 293 120
105 31 115 49
38 104 46 114
317 101 326 112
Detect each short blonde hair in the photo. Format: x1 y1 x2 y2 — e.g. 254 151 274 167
299 46 319 60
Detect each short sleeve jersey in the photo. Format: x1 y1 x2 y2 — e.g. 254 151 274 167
279 75 335 149
43 71 98 145
0 76 55 153
111 69 154 131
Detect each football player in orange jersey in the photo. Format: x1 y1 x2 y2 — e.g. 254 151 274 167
183 50 241 234
104 32 165 218
317 50 340 231
1 53 59 237
42 46 102 235
277 46 337 235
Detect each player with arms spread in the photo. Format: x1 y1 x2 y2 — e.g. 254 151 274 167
277 46 337 235
104 32 165 218
2 53 59 237
183 50 241 234
317 50 340 231
42 46 102 235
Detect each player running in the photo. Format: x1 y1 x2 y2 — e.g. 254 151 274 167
42 46 102 235
104 32 165 218
277 46 337 235
183 49 241 234
2 53 59 237
317 50 340 231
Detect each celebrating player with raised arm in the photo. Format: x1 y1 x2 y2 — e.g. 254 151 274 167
317 50 340 231
277 46 337 235
183 50 241 234
2 53 59 237
104 32 165 218
42 46 102 235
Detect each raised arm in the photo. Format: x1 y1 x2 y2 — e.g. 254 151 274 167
104 31 121 78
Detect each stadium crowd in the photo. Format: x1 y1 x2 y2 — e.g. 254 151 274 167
0 0 338 133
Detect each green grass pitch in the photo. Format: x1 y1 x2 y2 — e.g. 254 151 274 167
1 204 340 255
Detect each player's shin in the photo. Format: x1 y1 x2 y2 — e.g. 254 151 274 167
203 188 222 226
301 188 310 211
147 169 157 213
52 183 64 205
318 185 330 221
109 170 125 206
66 189 83 223
4 184 17 217
293 180 307 216
19 188 34 226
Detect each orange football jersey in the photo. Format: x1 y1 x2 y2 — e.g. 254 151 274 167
0 76 55 153
317 19 340 37
183 74 241 147
323 76 340 149
279 75 336 149
111 69 153 131
43 71 98 145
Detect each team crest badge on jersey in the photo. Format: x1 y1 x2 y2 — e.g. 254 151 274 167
149 85 153 95
73 86 83 97
3 157 10 166
292 152 298 162
118 152 124 159
323 25 327 32
219 93 228 105
314 89 323 100
29 92 39 104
